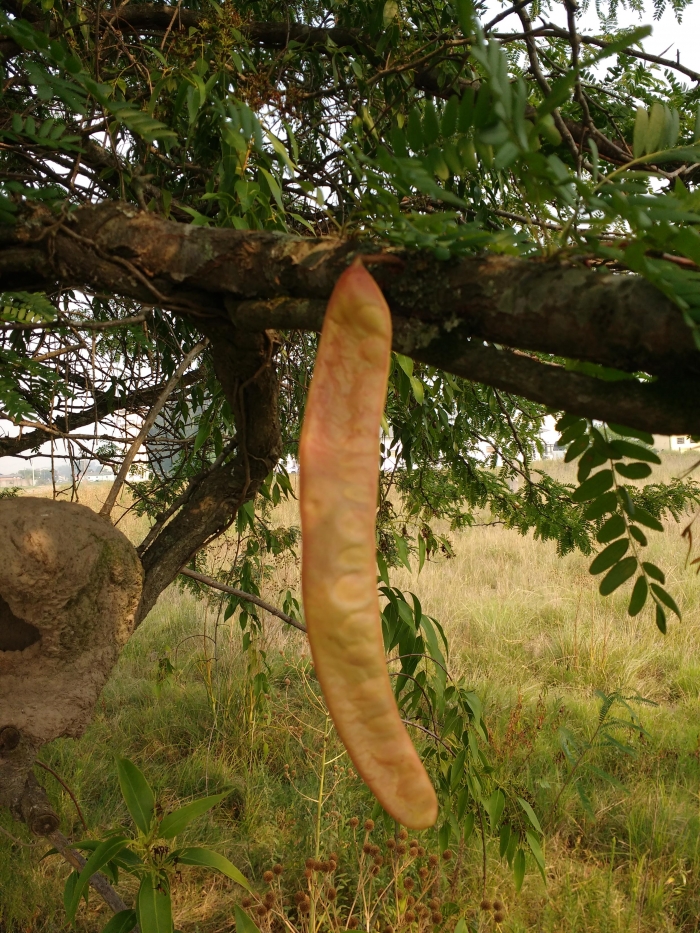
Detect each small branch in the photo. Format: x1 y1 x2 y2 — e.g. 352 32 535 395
35 760 88 832
100 340 208 518
179 568 307 633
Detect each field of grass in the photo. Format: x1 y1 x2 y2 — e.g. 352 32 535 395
3 453 700 932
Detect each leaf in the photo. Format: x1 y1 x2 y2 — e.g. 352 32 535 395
628 575 648 616
646 102 666 155
454 0 475 36
615 462 652 480
513 847 526 892
158 792 229 840
101 909 138 933
117 758 155 835
608 424 655 446
517 797 542 833
642 561 665 583
169 847 251 890
136 877 173 933
572 469 613 502
583 492 618 520
525 831 545 880
234 906 263 933
633 107 648 159
66 837 130 921
599 556 637 595
629 525 647 547
382 0 399 27
608 440 660 464
486 788 505 831
650 583 681 619
565 435 590 461
589 539 629 575
596 513 625 544
655 603 667 634
499 823 511 858
634 509 664 532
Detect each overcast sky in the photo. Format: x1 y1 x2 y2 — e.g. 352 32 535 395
1 0 697 475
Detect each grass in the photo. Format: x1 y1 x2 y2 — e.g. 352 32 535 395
3 453 700 932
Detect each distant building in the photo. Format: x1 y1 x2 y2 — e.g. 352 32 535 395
653 435 700 453
0 474 30 487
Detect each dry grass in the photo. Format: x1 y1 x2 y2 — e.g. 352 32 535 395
4 452 700 932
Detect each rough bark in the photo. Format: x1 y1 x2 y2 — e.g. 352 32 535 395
2 201 699 435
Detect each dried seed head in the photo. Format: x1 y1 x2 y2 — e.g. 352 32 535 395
385 925 394 933
273 863 283 875
370 864 380 876
330 852 339 862
419 907 430 918
398 829 408 841
264 892 275 908
349 817 360 828
428 899 440 911
431 913 442 925
306 857 316 869
404 911 416 923
304 868 313 879
403 877 415 892
374 855 384 867
256 905 268 917
417 846 425 857
348 917 359 929
299 901 310 914
295 891 306 904
409 847 418 858
363 842 373 854
387 839 396 850
369 844 379 856
327 887 337 901
284 678 291 686
397 843 407 855
480 899 492 912
441 849 453 862
406 895 416 907
409 839 419 849
364 819 375 832
241 897 253 909
494 912 505 925
314 860 324 872
263 871 274 883
418 867 429 879
493 899 504 911
329 860 337 872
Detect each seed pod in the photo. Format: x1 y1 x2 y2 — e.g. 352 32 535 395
299 260 438 830
398 830 408 841
263 871 274 883
480 899 492 912
494 912 505 924
273 863 284 875
493 899 504 911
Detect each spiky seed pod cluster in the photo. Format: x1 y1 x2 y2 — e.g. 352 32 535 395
263 871 274 883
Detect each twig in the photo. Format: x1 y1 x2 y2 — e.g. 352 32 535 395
100 340 208 518
35 761 88 832
47 830 138 927
180 568 307 633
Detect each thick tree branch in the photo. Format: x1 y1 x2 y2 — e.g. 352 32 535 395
2 201 699 435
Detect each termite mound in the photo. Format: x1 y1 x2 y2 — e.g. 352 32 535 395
0 497 142 820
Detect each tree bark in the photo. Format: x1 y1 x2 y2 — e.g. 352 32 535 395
2 201 699 435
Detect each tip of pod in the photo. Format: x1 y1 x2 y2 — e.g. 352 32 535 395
383 780 439 830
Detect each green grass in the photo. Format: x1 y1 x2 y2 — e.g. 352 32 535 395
4 453 700 932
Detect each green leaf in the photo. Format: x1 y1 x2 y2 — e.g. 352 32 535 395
117 758 155 835
629 525 647 547
486 789 505 832
583 492 618 520
101 909 138 933
517 797 542 833
589 539 629 575
628 575 648 616
642 561 665 583
454 0 475 36
599 556 637 595
525 831 545 880
634 508 664 532
646 102 666 155
615 462 652 480
513 847 526 892
572 469 613 502
558 419 587 446
169 847 251 890
608 440 660 463
423 101 440 146
441 96 459 138
564 434 590 462
607 424 655 446
499 823 511 858
234 906 263 933
655 603 667 634
66 837 130 921
650 583 681 619
158 792 229 840
596 513 625 544
633 107 648 159
136 878 173 933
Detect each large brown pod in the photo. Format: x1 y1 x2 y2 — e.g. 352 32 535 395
299 260 438 829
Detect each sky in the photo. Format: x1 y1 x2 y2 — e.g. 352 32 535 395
1 0 698 475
